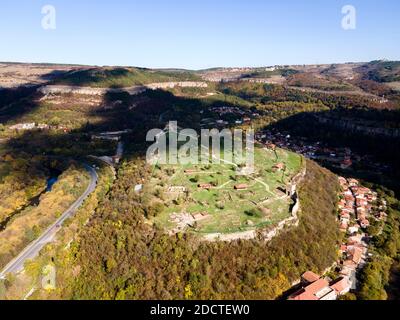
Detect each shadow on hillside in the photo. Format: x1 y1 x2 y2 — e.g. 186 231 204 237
0 86 41 123
2 77 400 193
38 69 73 81
1 85 216 159
49 68 131 87
0 68 80 124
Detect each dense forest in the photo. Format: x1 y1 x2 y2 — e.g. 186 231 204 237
0 155 47 222
0 163 89 269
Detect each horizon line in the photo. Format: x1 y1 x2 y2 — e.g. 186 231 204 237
1 58 398 71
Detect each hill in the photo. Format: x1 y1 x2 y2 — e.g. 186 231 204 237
358 60 400 83
67 158 340 300
52 67 202 88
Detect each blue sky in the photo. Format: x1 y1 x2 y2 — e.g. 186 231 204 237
0 0 399 69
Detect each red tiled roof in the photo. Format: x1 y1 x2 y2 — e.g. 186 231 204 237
234 184 248 190
198 184 213 189
289 289 318 301
184 169 197 174
304 278 329 295
302 271 320 283
350 247 363 264
289 278 330 300
330 278 350 294
343 260 357 268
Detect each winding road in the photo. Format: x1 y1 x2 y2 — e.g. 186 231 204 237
0 163 98 278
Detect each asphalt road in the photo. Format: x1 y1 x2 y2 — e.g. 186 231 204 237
0 163 98 278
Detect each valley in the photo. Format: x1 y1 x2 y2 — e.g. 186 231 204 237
0 60 399 301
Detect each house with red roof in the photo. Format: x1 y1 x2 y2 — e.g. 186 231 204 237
289 275 338 301
301 271 320 284
330 277 351 296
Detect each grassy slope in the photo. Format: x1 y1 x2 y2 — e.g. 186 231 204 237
151 148 303 234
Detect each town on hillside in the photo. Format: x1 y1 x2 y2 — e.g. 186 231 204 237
288 176 388 300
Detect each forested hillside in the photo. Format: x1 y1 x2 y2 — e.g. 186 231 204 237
68 159 340 300
0 155 47 222
52 67 201 88
0 163 89 269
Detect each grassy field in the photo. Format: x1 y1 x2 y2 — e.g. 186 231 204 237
149 147 303 235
